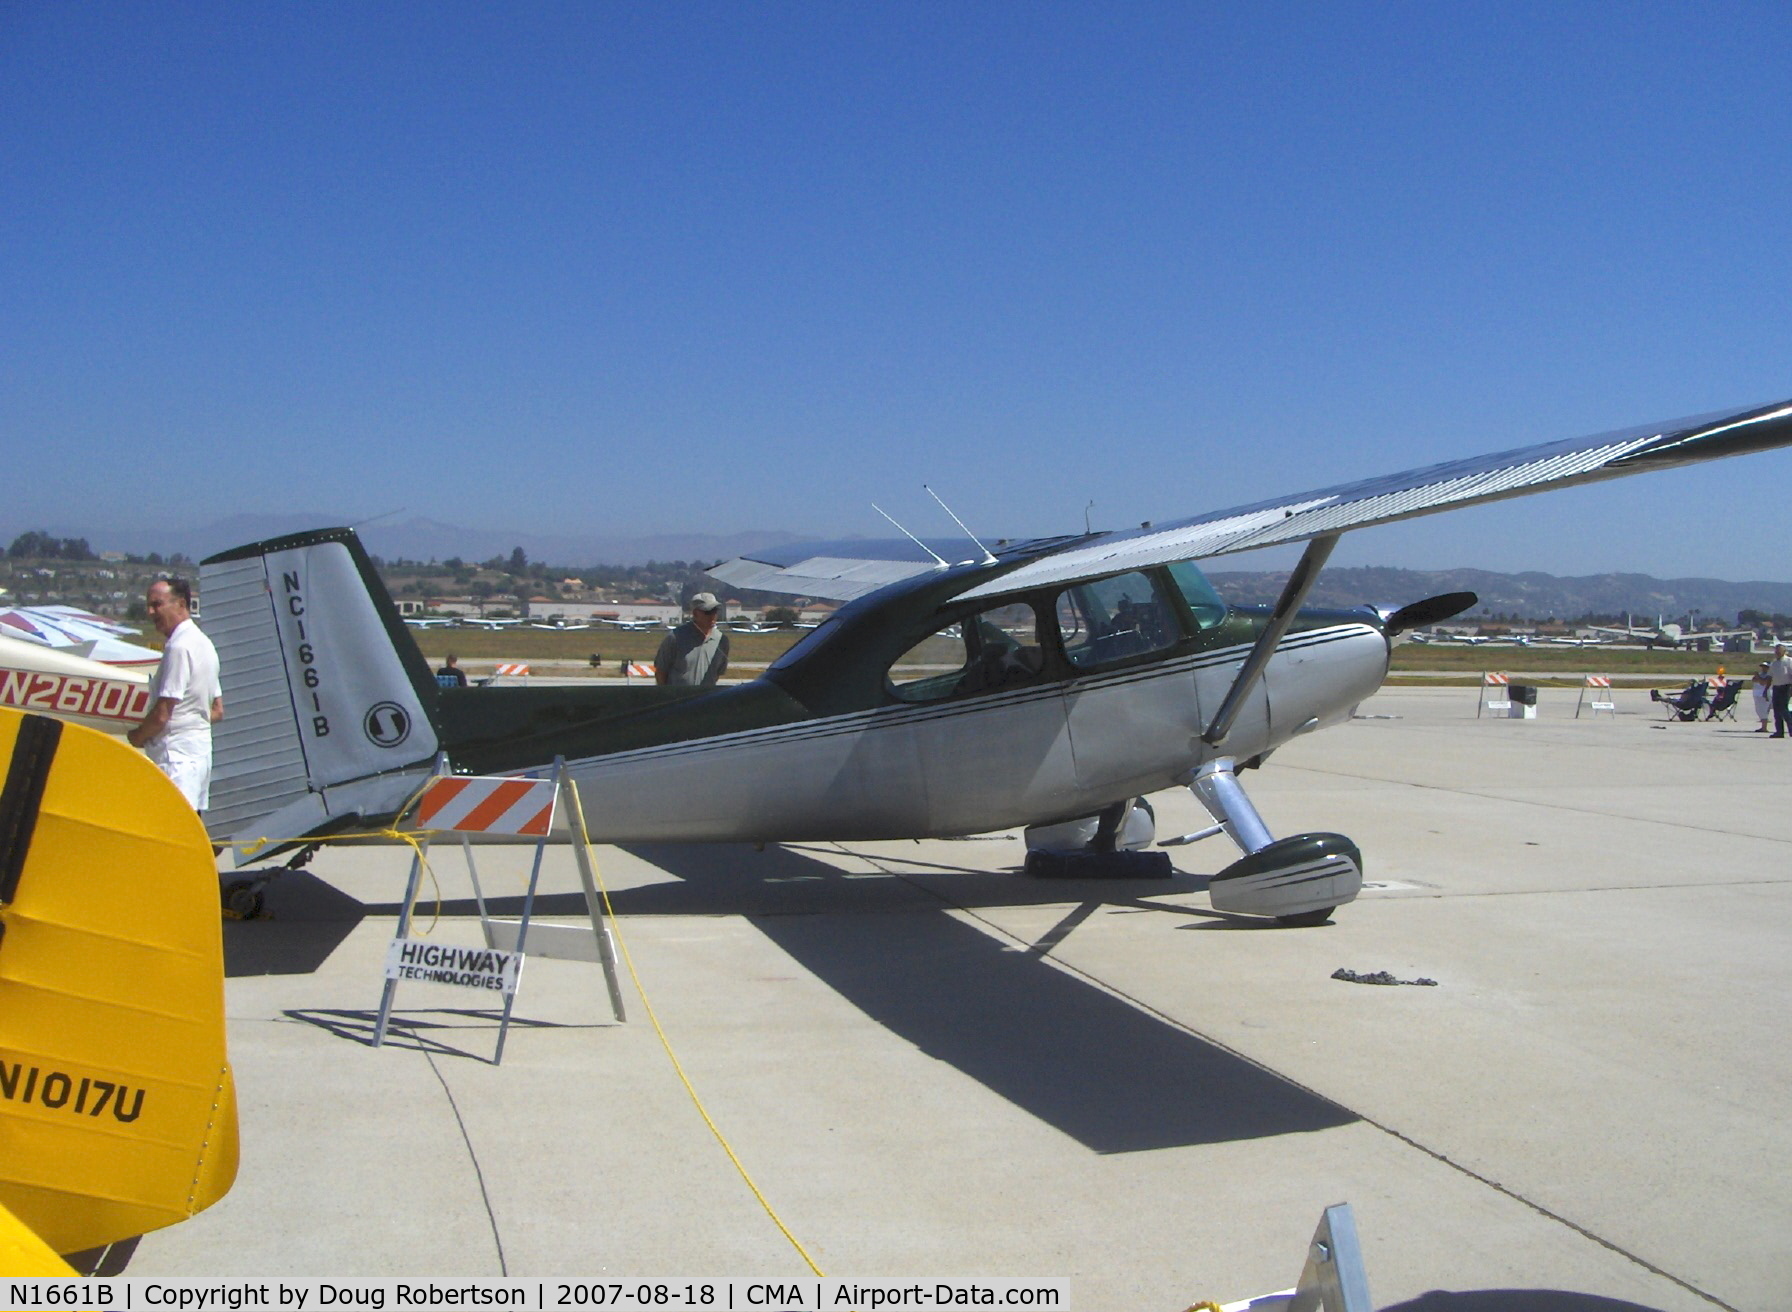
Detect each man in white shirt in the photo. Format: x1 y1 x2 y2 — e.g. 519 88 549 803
129 577 224 808
1770 643 1792 739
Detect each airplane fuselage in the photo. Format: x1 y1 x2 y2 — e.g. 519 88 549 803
429 552 1390 845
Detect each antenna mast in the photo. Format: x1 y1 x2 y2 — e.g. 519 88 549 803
873 504 950 569
924 485 997 565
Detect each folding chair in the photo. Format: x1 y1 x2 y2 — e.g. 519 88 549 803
1705 682 1741 721
1650 680 1708 722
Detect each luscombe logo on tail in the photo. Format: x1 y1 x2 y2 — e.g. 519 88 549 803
268 540 437 787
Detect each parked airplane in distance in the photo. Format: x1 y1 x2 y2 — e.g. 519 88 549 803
403 616 458 629
199 397 1792 930
459 616 528 630
596 616 670 631
1587 614 1754 648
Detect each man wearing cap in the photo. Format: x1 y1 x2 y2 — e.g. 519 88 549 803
655 591 730 688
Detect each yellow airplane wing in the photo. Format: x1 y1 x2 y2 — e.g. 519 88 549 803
0 707 239 1261
0 1199 76 1275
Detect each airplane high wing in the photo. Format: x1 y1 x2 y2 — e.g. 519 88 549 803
0 604 161 668
201 396 1792 929
710 400 1792 603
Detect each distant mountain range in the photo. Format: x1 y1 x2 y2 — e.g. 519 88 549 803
10 514 1792 622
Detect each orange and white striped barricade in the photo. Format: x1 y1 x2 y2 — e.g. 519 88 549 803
376 757 625 1062
439 762 626 1027
1576 674 1616 718
1477 672 1510 718
623 660 654 682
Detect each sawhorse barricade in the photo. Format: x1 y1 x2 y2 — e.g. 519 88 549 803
1575 674 1616 718
373 756 627 1063
1476 672 1510 717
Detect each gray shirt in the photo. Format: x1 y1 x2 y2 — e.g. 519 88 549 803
655 623 730 688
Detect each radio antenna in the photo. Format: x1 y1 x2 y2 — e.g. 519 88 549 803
924 485 997 565
873 504 950 569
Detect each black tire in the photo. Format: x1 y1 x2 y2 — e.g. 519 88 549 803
223 881 264 920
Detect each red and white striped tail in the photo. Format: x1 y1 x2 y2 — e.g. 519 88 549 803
416 775 557 836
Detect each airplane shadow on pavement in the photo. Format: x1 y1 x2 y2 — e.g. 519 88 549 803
221 869 365 977
1383 1293 1672 1312
263 838 1355 1151
611 841 1357 1155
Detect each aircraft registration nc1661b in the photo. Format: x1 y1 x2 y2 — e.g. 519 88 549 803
201 398 1792 926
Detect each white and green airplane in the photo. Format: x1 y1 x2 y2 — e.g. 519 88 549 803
201 398 1792 926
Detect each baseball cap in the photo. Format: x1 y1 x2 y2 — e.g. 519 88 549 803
690 592 720 611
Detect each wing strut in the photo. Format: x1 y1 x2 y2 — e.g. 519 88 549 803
1201 533 1340 748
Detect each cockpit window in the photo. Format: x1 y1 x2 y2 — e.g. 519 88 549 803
888 602 1045 703
1167 560 1229 630
1055 570 1182 670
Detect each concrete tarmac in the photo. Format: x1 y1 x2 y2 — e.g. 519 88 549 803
130 687 1789 1310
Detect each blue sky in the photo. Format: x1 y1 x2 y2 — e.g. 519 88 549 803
4 3 1790 576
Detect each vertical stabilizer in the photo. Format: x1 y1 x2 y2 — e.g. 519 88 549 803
201 528 441 849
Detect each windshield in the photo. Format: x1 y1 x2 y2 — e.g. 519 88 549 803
1167 561 1228 630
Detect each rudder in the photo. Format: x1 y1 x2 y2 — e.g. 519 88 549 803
201 528 441 850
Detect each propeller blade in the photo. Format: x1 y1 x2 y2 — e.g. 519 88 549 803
1382 591 1478 637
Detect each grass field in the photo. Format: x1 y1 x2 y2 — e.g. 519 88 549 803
404 626 1753 688
1386 642 1755 686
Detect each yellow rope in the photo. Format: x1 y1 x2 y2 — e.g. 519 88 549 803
567 785 826 1278
232 783 824 1275
230 827 444 933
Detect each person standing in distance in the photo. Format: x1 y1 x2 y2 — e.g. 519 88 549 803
129 577 224 809
655 591 730 688
1769 643 1792 738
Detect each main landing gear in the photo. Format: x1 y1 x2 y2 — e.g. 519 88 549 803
1163 757 1363 925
